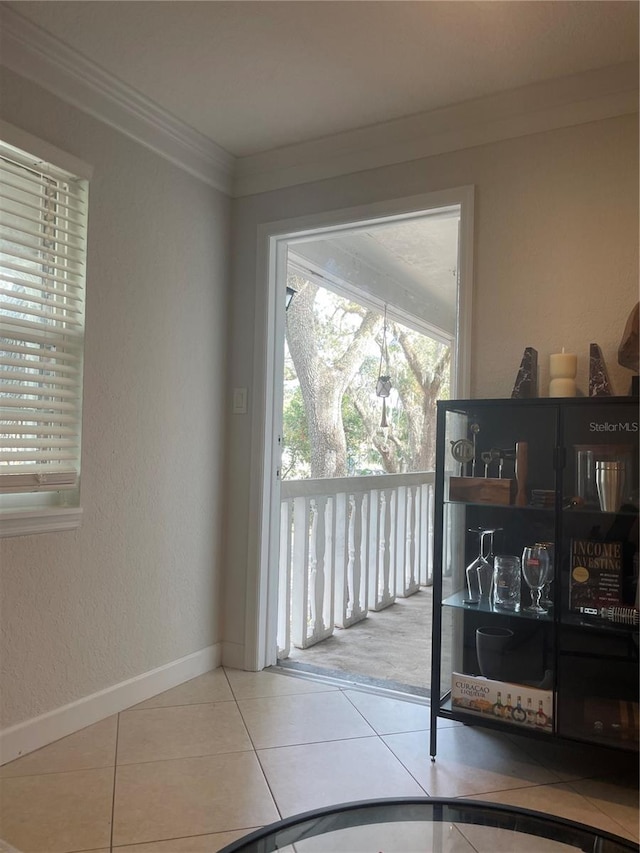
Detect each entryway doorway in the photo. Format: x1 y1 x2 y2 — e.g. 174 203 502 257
253 188 474 693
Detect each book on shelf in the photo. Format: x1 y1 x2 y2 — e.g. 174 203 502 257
569 538 623 612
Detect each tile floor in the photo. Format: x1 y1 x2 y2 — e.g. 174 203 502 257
0 666 638 853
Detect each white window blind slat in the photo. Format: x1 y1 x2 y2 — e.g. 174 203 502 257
1 369 78 389
0 470 78 494
0 282 84 314
0 167 87 217
1 314 84 340
0 156 87 193
1 378 79 397
0 261 84 291
0 353 78 382
1 395 78 411
0 206 85 247
0 246 85 279
1 229 86 261
0 204 86 241
2 424 78 437
0 407 80 425
0 334 82 359
0 167 87 212
0 449 79 462
0 286 83 315
0 299 83 326
0 143 87 495
0 193 85 228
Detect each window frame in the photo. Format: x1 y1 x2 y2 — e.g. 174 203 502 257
0 122 91 537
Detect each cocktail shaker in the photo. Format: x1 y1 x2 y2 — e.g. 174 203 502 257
595 460 625 512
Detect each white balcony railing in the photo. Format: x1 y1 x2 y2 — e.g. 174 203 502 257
278 472 435 657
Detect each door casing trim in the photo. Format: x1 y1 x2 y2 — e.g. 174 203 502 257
245 186 475 671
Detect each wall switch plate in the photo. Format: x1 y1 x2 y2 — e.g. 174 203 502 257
233 387 247 414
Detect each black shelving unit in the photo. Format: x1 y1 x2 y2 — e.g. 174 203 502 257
429 397 639 759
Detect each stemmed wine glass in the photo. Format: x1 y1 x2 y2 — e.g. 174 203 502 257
479 528 500 599
465 529 487 603
465 528 500 603
521 544 552 614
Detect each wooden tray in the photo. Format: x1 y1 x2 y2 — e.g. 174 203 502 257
448 476 514 505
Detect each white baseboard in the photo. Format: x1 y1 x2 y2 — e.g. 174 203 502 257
0 643 222 766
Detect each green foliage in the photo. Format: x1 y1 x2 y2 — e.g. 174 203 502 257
282 282 450 479
282 387 310 478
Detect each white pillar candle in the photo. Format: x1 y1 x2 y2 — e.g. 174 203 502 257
549 377 577 397
549 350 577 379
549 348 577 396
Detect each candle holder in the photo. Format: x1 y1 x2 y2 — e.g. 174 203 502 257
549 350 577 397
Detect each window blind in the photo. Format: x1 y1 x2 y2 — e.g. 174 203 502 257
0 141 88 494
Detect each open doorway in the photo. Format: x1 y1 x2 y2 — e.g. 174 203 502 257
276 212 457 693
251 189 474 690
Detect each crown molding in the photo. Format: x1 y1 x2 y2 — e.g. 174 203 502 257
1 4 636 199
0 5 235 194
234 62 639 197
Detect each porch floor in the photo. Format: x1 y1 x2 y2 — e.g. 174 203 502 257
281 586 434 696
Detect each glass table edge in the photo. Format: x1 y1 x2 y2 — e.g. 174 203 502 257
216 797 638 853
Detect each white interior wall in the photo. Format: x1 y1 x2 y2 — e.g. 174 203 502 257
225 113 638 665
0 68 230 733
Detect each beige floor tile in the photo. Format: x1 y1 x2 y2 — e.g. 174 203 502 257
343 689 431 734
0 767 114 853
238 690 375 749
258 736 425 816
568 773 640 841
131 669 234 710
383 726 559 798
0 716 118 778
224 667 337 700
117 701 252 765
478 781 638 842
112 752 279 847
113 826 259 852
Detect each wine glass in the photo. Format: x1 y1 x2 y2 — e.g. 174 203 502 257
479 528 501 599
465 528 490 604
465 528 499 603
521 545 552 614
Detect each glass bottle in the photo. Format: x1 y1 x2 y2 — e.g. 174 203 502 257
492 691 503 717
535 700 548 728
512 696 526 723
503 693 513 719
526 697 535 725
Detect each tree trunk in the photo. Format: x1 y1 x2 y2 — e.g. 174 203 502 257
396 329 451 471
286 279 381 478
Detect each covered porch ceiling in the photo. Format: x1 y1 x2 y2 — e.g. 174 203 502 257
289 210 460 338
